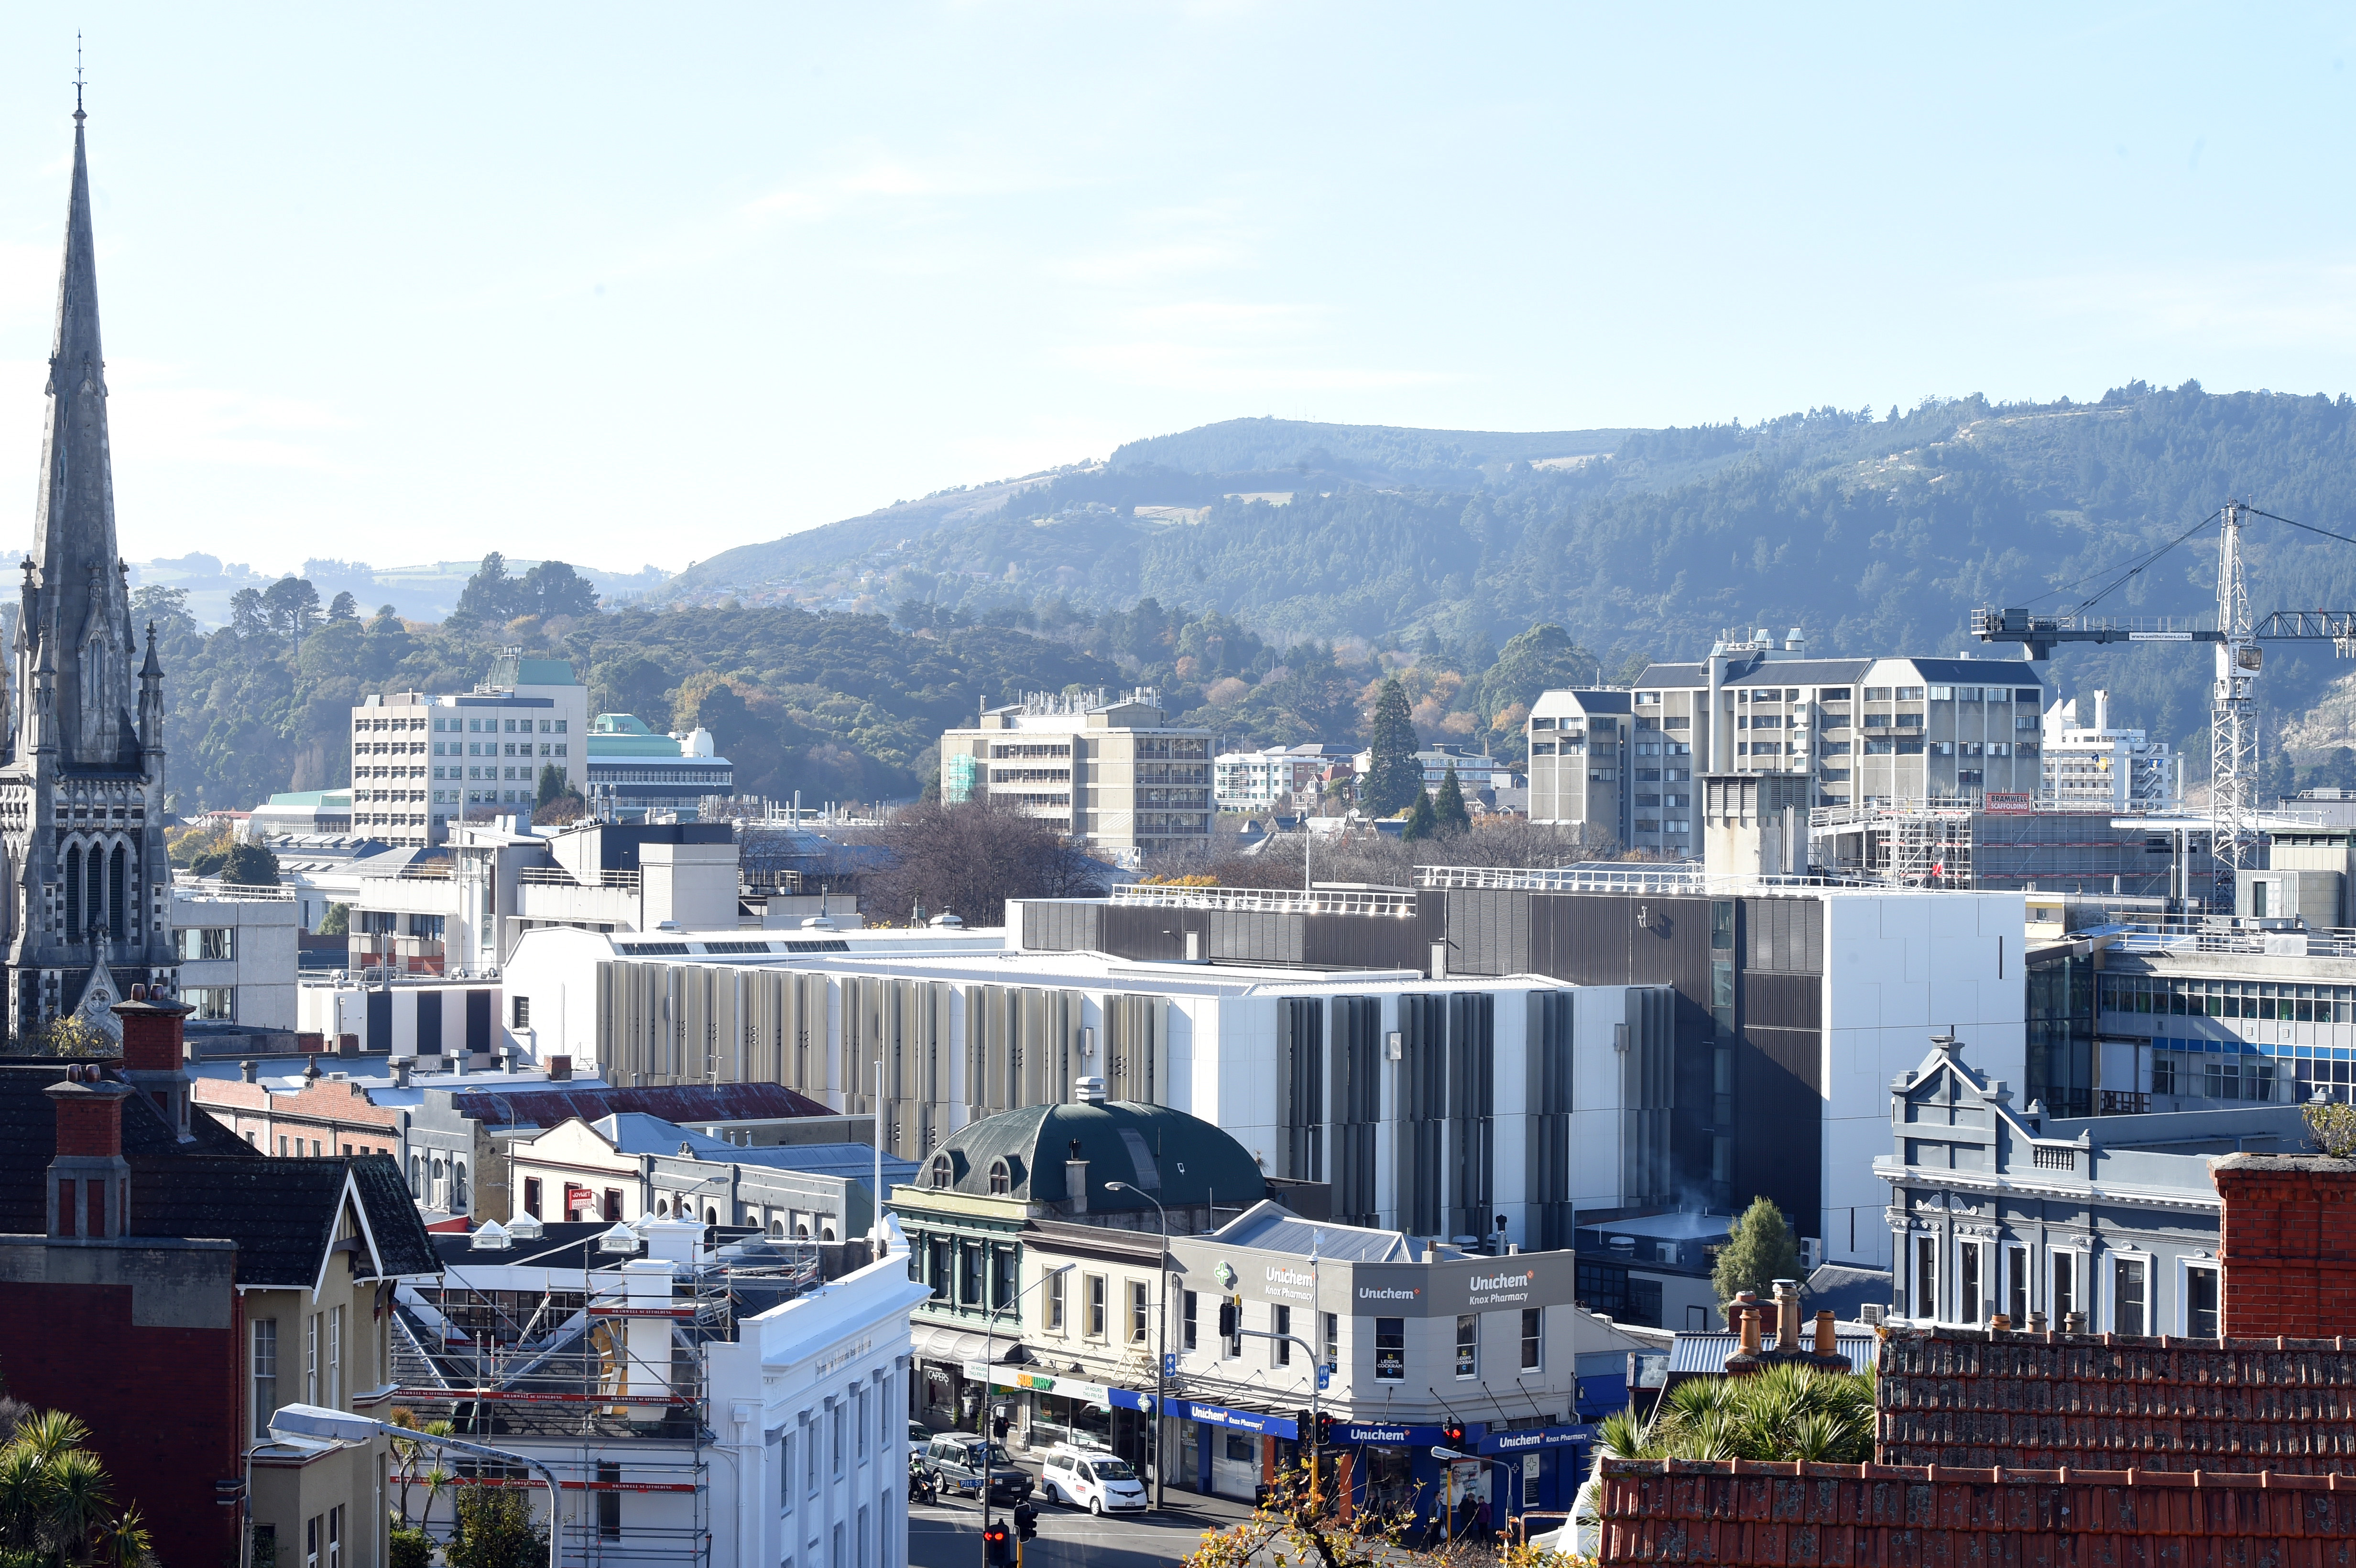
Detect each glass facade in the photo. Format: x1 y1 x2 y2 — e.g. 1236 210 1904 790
2026 951 2094 1116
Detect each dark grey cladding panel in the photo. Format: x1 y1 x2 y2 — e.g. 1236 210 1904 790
1742 897 1823 974
1023 901 1103 953
1212 910 1302 965
1743 971 1823 1034
1446 890 1530 977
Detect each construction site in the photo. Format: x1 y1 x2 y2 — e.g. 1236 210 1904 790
387 1217 828 1564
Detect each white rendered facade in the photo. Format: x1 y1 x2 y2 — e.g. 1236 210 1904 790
2040 689 2181 810
169 878 299 1029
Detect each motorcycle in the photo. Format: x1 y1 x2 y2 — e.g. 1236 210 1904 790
909 1452 941 1505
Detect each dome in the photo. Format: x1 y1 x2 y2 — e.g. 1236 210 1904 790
921 1099 1261 1214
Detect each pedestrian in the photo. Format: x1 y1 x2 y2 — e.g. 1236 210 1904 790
1475 1494 1492 1538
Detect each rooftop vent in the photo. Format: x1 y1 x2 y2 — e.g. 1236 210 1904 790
1074 1075 1107 1103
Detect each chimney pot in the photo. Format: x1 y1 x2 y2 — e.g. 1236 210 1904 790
1065 1159 1089 1214
240 1059 258 1083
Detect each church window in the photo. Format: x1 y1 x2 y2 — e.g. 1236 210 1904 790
64 846 80 938
82 637 103 720
107 846 125 942
85 849 102 946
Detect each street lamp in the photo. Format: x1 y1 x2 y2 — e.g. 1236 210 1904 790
1429 1444 1521 1546
976 1262 1075 1565
1103 1180 1169 1510
269 1404 561 1568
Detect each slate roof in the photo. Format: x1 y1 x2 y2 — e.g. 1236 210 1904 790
922 1100 1261 1214
0 1058 253 1234
1801 1262 1892 1322
130 1153 437 1288
448 1081 832 1129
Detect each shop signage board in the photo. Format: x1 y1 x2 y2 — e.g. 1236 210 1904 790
1180 1401 1299 1439
958 1362 1155 1414
1480 1423 1593 1455
1333 1421 1447 1446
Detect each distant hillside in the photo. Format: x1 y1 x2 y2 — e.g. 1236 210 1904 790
652 388 2356 772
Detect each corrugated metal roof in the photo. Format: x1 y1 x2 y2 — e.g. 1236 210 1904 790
1665 1332 1877 1376
1220 1207 1413 1262
451 1081 833 1128
1596 1458 2353 1568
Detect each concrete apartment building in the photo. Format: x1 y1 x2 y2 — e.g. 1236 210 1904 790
2040 689 2183 810
1525 689 1634 844
171 877 299 1028
1525 629 2050 856
354 653 589 847
938 688 1211 861
1212 742 1344 813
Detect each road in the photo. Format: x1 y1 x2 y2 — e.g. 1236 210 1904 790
909 1491 1260 1568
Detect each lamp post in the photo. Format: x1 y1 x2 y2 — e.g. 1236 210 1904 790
269 1403 561 1568
1103 1180 1169 1510
977 1261 1075 1565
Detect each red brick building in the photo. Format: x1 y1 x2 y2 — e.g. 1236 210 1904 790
193 1063 404 1159
0 993 434 1567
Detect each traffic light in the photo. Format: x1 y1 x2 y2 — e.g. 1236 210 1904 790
1316 1411 1335 1446
982 1519 1013 1566
1217 1297 1237 1338
1014 1500 1039 1542
1440 1421 1467 1449
1296 1409 1316 1447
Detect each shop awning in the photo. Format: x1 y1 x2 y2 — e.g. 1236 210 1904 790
1177 1400 1298 1440
1480 1423 1594 1455
915 1327 1010 1364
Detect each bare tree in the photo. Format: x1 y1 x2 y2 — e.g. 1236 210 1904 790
852 797 1109 927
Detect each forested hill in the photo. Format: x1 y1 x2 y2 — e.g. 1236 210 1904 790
659 386 2356 770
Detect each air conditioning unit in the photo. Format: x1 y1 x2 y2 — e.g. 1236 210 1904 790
1799 1237 1822 1271
1859 1303 1885 1327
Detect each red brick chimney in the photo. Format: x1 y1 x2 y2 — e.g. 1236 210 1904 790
112 984 196 1143
2211 1153 2356 1338
45 1065 133 1240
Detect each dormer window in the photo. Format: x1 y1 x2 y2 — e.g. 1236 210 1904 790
928 1153 954 1190
988 1159 1011 1196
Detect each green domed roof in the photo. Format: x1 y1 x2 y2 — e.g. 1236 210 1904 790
922 1100 1261 1213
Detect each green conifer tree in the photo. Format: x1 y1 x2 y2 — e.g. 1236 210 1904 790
1711 1195 1804 1314
1400 788 1439 840
1363 677 1421 815
1433 763 1471 831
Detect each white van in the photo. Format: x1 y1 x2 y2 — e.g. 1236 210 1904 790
1038 1444 1149 1514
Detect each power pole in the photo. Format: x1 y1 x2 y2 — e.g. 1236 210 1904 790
2211 500 2260 898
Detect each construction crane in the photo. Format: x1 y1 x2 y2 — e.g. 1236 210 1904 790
1973 500 2356 884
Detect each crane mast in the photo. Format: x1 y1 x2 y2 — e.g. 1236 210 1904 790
2210 501 2260 876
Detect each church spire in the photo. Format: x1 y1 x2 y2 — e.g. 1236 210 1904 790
31 90 134 766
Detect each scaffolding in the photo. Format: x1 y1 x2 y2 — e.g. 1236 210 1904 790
390 1235 822 1565
1809 799 1974 889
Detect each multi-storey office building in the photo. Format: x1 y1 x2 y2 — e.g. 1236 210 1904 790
1527 631 2051 858
1525 690 1633 844
352 657 587 846
2040 690 2182 811
583 714 734 821
938 689 1212 861
1014 877 2026 1272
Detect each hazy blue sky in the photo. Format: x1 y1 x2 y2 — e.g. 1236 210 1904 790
1 4 2353 578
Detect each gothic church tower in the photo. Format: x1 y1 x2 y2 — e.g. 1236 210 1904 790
1 100 176 1035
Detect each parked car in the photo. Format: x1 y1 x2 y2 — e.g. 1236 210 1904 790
922 1434 1034 1505
1039 1444 1148 1515
909 1420 932 1446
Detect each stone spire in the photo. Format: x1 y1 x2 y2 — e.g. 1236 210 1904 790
29 101 134 768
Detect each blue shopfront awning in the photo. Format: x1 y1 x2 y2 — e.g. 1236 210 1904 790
1179 1401 1298 1440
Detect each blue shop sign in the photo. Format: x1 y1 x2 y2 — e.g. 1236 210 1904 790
1335 1422 1448 1447
1109 1389 1155 1414
1481 1423 1593 1455
1180 1402 1298 1440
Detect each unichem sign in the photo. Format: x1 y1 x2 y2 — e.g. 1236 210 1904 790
1467 1269 1535 1307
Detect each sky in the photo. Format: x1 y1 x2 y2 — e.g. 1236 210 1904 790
2 4 2356 580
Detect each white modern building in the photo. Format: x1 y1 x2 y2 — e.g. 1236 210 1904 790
2040 689 2181 810
171 876 299 1029
354 652 589 847
1213 743 1343 813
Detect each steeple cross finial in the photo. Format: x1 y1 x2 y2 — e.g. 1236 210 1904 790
74 33 84 122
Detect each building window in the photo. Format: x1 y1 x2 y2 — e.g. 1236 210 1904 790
601 1187 619 1221
2115 1256 2149 1336
328 1306 343 1408
251 1319 278 1438
776 1432 795 1514
2006 1244 2029 1326
1046 1268 1065 1331
2186 1263 2220 1337
1375 1317 1405 1381
987 1159 1010 1196
1180 1290 1195 1350
186 987 234 1022
306 1313 320 1404
928 1240 950 1301
1454 1314 1478 1378
1129 1280 1150 1346
2053 1251 2079 1325
1915 1234 1939 1321
523 1178 542 1219
512 996 530 1029
1272 1304 1292 1365
597 1461 622 1539
960 1246 983 1307
992 1248 1015 1310
1959 1241 1984 1324
1520 1308 1542 1372
1086 1274 1108 1339
178 926 233 961
928 1154 954 1190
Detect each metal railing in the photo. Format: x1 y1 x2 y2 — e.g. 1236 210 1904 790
516 868 640 890
171 876 296 902
2097 913 2356 959
1414 863 1708 894
1110 882 1421 917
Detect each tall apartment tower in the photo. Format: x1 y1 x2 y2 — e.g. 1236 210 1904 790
0 105 178 1034
938 689 1211 864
